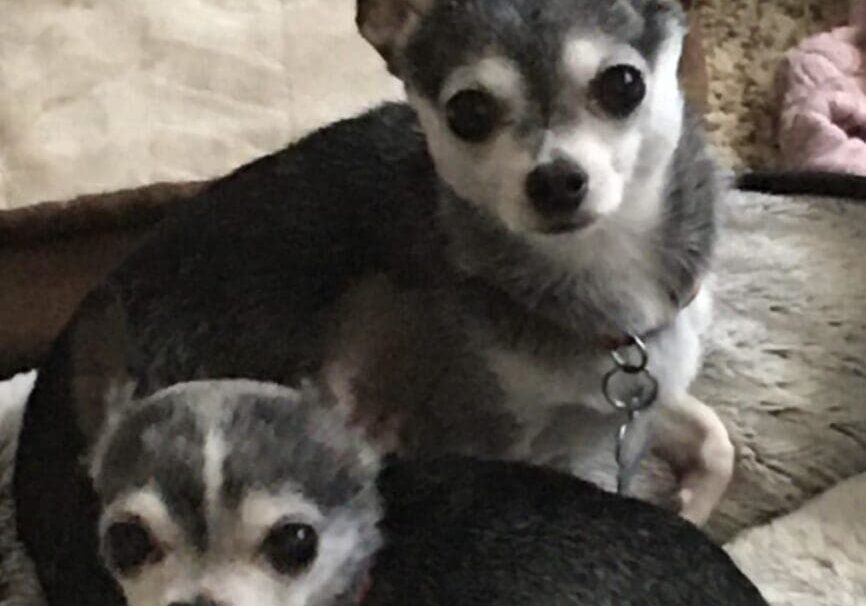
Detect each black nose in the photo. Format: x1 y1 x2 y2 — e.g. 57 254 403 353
525 159 588 215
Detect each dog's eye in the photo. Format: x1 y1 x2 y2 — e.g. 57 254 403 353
104 520 160 575
591 64 646 118
445 90 500 142
263 522 318 575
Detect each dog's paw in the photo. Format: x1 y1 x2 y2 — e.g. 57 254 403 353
676 486 710 526
653 393 736 526
674 437 735 526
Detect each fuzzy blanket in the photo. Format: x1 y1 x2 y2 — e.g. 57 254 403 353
2 189 865 605
727 473 866 605
776 21 866 175
0 0 402 211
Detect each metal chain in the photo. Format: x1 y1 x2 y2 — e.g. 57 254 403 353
602 335 659 495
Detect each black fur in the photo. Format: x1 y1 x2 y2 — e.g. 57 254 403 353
80 377 773 606
14 103 435 606
371 456 766 605
111 104 439 391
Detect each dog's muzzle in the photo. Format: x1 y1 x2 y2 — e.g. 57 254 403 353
525 159 589 219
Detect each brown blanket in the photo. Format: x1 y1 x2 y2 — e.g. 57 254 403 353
0 182 204 375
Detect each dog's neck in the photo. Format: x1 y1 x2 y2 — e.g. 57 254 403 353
437 113 718 349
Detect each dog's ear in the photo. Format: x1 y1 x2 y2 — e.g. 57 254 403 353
67 285 139 444
627 0 686 66
638 0 687 33
356 0 435 72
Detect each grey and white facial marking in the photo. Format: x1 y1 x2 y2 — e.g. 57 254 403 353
90 380 382 606
360 0 686 235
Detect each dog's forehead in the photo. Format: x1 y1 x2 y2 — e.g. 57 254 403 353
404 0 666 101
219 394 373 510
96 396 208 545
94 382 376 538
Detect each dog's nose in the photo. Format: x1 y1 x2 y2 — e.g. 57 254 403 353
525 159 588 215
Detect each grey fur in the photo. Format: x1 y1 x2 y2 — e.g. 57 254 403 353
95 398 207 550
91 381 382 606
400 0 683 108
94 381 380 526
440 109 718 354
220 388 377 510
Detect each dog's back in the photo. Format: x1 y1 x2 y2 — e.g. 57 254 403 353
371 456 766 606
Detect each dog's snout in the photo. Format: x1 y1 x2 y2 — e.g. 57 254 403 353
526 159 588 215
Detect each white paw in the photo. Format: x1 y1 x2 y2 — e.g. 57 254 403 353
676 435 735 526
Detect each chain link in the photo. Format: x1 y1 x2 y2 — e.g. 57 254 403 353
602 335 659 495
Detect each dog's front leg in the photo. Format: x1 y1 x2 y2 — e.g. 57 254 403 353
651 392 734 526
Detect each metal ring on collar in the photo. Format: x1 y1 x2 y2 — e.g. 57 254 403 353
602 367 630 411
610 334 648 373
602 367 659 413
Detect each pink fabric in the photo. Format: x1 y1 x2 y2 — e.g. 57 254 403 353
776 23 866 174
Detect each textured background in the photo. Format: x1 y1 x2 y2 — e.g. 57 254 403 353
697 0 848 168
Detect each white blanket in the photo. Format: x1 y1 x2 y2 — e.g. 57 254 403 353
727 473 866 605
0 0 402 210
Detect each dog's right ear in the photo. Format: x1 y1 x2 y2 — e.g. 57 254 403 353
67 284 139 443
356 0 435 73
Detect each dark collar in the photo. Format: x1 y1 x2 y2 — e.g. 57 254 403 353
599 279 703 350
356 573 373 605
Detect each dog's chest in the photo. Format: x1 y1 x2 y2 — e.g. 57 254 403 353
484 346 613 419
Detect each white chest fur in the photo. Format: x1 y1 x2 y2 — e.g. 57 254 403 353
484 283 714 453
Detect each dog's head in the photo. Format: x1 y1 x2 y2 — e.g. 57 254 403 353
89 380 382 606
358 0 687 234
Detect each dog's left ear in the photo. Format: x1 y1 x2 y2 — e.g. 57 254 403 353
630 0 687 65
356 0 435 73
639 0 687 34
